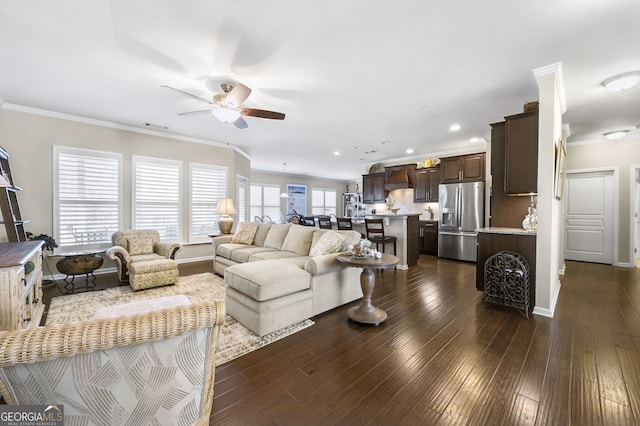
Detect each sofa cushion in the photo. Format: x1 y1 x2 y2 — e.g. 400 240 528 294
216 243 256 259
263 223 292 250
253 223 272 247
127 237 154 256
309 231 347 256
232 222 259 245
281 225 316 255
230 247 278 263
249 251 309 262
225 261 311 302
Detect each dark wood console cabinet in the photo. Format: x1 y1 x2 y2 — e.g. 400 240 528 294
441 153 485 183
362 173 386 203
476 230 536 307
414 167 440 202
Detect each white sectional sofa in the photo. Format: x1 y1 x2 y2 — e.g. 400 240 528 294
212 222 363 336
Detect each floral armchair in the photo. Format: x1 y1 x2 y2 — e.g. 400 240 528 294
0 301 225 426
106 229 182 290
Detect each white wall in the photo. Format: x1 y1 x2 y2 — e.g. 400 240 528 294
532 63 565 317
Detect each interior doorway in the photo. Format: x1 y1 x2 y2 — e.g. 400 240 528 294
565 169 616 264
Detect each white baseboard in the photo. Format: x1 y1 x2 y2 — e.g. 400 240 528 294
532 280 561 318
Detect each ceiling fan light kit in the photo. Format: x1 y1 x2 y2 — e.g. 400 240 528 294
602 71 640 91
164 82 285 129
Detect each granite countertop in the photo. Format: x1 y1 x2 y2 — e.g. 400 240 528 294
478 227 536 236
366 213 421 218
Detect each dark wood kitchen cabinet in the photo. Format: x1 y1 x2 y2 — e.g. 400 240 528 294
419 220 438 255
414 167 440 202
362 173 386 203
441 153 485 183
505 109 538 194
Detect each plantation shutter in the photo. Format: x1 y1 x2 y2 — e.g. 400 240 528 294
190 163 228 243
237 175 248 223
132 156 182 242
54 146 122 250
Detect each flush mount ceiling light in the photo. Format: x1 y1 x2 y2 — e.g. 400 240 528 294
602 71 640 91
449 124 461 131
333 151 341 156
406 148 414 154
603 130 629 140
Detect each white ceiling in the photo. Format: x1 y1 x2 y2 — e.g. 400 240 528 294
1 0 639 180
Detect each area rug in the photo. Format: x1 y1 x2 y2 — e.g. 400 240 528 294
46 272 314 366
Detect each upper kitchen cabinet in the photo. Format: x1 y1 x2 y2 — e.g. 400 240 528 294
362 173 386 203
441 153 485 183
504 109 538 194
414 167 440 202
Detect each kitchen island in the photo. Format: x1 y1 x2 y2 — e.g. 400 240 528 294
352 213 420 269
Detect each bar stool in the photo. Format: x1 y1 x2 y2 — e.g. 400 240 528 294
337 217 353 230
317 215 333 229
364 218 397 255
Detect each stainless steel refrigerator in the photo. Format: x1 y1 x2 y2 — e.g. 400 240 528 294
438 181 484 262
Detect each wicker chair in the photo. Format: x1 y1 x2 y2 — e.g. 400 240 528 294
106 229 182 290
0 301 225 426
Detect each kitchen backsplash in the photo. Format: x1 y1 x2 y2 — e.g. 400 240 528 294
364 188 439 220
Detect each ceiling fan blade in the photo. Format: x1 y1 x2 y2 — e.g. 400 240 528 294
241 108 285 120
233 116 249 129
161 85 213 104
225 83 252 107
178 110 212 116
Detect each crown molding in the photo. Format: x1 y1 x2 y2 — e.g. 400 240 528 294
0 103 251 161
533 61 567 114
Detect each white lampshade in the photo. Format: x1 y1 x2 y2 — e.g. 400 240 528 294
216 198 237 215
216 198 237 234
212 108 241 123
280 191 289 198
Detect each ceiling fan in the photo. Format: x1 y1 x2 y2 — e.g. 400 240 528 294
162 83 285 129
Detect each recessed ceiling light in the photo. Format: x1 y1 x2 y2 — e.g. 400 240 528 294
333 151 341 156
406 148 414 154
602 71 640 91
449 124 461 132
353 145 362 149
381 140 390 145
603 130 629 140
470 137 480 142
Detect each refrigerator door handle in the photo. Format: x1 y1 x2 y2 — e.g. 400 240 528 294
455 186 461 228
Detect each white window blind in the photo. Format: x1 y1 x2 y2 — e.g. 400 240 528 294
237 175 248 223
53 146 122 251
132 156 182 242
250 184 281 222
189 163 228 243
312 188 337 215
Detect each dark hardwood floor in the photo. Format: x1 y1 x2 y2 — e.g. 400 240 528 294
40 256 640 425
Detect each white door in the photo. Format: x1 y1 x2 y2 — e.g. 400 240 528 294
565 170 614 264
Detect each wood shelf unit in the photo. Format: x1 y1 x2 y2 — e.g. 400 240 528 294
0 146 28 242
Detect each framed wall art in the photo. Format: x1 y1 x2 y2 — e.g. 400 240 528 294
286 184 307 216
554 138 567 199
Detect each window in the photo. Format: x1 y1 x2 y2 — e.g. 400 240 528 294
132 156 182 242
53 146 122 251
189 163 228 243
250 184 281 222
312 188 337 216
237 175 248 223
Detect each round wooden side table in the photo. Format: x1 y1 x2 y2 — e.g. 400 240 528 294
55 252 104 294
336 253 400 326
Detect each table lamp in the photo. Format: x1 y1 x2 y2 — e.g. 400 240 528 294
216 198 237 234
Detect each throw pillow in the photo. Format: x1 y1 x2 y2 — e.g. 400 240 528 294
231 222 259 245
127 237 154 256
309 231 347 256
